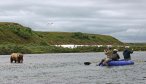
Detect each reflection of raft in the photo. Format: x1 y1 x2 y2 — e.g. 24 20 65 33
100 59 134 66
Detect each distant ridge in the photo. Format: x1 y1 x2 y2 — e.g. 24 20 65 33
0 22 123 45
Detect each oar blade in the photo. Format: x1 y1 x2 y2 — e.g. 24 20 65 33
84 62 91 65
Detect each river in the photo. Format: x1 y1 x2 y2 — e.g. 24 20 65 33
0 52 146 84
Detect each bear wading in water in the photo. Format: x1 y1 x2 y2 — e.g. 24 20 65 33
10 53 23 63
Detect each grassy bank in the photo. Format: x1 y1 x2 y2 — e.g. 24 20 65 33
0 44 145 55
0 44 102 54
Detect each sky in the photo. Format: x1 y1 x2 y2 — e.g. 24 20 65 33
0 0 146 43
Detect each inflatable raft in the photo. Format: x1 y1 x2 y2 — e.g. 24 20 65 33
99 59 134 66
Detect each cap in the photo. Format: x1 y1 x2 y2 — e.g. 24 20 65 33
113 49 118 52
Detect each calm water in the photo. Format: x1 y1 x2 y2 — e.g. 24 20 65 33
0 52 146 84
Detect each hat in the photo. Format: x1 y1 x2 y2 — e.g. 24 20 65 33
113 49 118 52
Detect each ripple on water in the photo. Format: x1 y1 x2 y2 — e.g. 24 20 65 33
0 52 146 84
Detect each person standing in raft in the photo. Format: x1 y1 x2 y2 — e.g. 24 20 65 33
123 46 133 60
98 47 113 66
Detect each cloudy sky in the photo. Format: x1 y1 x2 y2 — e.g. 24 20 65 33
0 0 146 43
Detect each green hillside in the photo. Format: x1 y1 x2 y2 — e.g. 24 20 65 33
0 22 44 44
0 22 123 45
37 32 123 45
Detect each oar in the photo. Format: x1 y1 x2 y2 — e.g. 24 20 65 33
84 59 100 65
84 62 91 65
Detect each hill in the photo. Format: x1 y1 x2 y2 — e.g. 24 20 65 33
0 22 45 44
0 22 123 45
37 32 123 45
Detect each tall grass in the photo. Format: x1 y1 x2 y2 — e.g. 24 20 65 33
0 44 31 55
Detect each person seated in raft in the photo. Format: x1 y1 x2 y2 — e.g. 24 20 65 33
111 49 120 61
98 47 113 66
123 46 133 60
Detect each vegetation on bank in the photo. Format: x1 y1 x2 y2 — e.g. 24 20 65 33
0 22 145 55
0 44 145 55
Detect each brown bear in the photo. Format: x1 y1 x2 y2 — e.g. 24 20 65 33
10 53 23 63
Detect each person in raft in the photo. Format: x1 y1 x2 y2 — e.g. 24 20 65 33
98 47 113 66
123 46 133 60
98 48 120 66
112 49 120 61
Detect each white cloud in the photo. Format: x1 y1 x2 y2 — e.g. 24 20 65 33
0 0 146 43
98 10 126 17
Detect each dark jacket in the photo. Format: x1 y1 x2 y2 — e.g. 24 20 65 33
123 49 133 60
112 51 120 61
